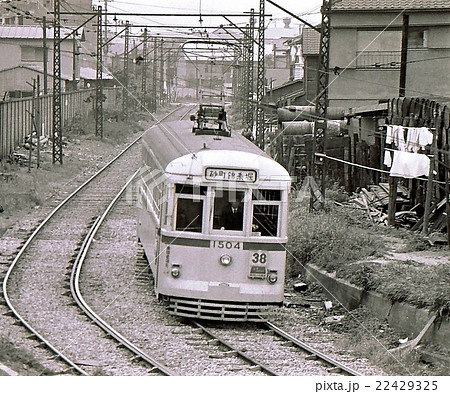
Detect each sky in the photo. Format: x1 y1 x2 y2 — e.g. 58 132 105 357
92 0 324 34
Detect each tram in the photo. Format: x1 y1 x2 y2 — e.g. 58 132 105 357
137 105 291 321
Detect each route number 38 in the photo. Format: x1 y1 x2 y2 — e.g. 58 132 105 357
252 252 267 264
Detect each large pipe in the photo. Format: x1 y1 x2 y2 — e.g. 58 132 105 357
277 106 345 122
281 120 346 136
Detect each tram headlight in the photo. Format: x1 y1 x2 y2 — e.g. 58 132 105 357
219 254 232 266
171 264 181 278
267 270 278 284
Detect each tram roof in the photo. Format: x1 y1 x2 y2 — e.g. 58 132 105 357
142 119 290 182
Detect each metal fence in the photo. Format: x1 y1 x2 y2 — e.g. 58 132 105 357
0 87 120 161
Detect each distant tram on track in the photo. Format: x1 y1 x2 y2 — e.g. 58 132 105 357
137 104 291 321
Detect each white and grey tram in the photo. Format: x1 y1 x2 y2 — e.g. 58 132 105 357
137 106 291 321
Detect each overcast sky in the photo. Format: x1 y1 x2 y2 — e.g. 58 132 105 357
93 0 324 32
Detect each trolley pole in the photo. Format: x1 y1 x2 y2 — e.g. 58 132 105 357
52 0 63 164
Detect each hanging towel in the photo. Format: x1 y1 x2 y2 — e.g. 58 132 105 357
390 151 430 178
405 127 433 152
383 150 392 167
386 125 407 151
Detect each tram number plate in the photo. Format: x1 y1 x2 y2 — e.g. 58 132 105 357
212 240 241 249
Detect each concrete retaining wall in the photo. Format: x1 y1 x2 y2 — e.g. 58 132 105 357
299 263 450 350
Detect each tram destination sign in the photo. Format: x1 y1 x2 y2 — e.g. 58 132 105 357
205 168 257 183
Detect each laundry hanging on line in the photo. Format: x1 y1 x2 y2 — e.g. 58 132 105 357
384 125 433 178
389 150 430 178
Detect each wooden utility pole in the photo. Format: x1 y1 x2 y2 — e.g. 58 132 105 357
388 13 409 226
42 16 48 95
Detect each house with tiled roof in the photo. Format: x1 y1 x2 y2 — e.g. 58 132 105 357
300 27 321 106
328 0 450 109
0 25 85 97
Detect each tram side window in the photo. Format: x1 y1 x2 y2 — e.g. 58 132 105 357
174 183 207 232
213 190 245 231
252 189 281 237
175 198 203 232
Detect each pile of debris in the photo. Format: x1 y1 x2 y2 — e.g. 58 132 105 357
345 183 448 245
8 132 51 166
347 183 419 227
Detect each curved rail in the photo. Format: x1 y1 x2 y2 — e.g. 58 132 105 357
70 170 175 376
2 104 190 375
189 319 279 375
263 320 361 376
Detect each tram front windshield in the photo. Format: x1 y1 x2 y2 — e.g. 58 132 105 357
213 190 245 231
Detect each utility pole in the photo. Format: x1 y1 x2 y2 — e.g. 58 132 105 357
247 11 255 134
35 75 41 168
95 6 104 138
399 13 409 98
52 0 63 164
123 21 130 121
255 0 265 149
159 39 165 106
42 16 48 95
72 30 78 90
152 36 158 112
103 0 109 60
311 0 332 209
388 13 409 225
141 28 148 110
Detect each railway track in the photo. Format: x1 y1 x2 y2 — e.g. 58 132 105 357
1 103 379 375
186 319 360 376
77 194 367 375
1 104 191 375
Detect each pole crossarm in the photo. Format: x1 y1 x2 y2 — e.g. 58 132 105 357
266 0 320 32
60 12 266 17
59 14 97 43
222 16 258 45
102 26 128 49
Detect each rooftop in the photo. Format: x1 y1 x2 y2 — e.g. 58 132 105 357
0 25 84 40
332 0 450 11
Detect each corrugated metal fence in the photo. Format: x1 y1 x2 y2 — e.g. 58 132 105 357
0 87 120 160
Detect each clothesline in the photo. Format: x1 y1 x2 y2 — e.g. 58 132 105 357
315 153 446 185
384 147 433 158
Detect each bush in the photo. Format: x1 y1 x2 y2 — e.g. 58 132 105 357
286 199 450 313
287 201 386 274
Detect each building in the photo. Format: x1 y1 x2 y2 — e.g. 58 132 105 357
328 0 450 109
0 25 85 97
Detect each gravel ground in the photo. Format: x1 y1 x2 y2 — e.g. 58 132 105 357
78 190 386 375
1 106 447 376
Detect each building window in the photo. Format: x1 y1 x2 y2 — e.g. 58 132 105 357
356 30 401 69
21 47 44 62
408 28 428 49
